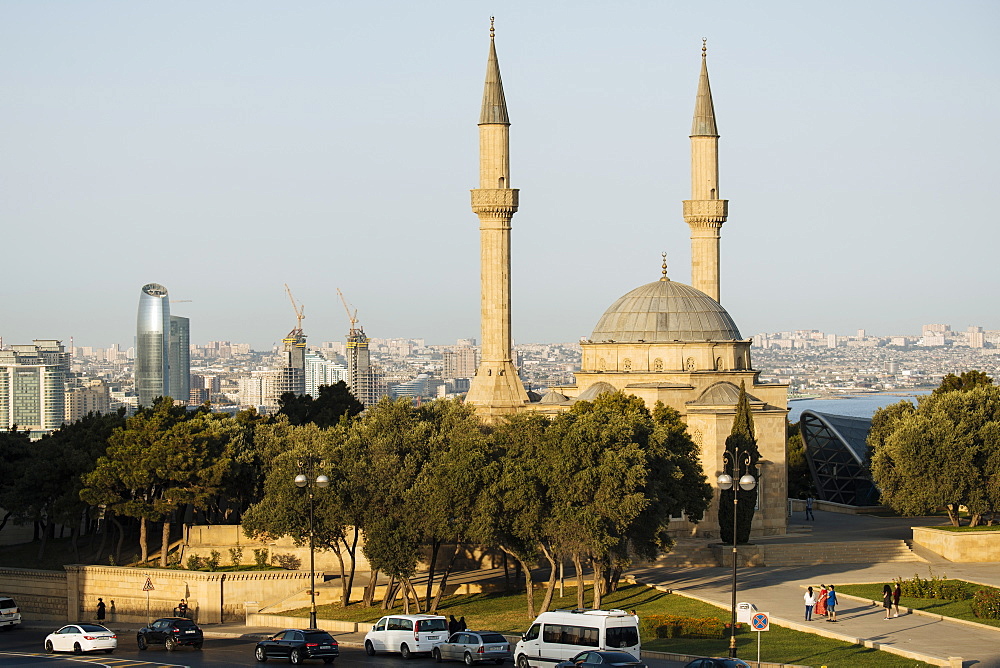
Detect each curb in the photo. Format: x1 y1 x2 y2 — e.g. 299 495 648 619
827 587 1000 636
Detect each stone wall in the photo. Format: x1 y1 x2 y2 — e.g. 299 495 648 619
0 568 67 620
912 526 1000 562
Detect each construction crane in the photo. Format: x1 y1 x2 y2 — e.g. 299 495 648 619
284 284 305 336
337 288 360 336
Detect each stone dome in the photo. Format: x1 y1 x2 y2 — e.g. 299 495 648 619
590 279 741 343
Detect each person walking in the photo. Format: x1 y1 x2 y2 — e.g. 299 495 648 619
804 586 816 621
805 496 815 521
815 584 828 618
96 598 106 622
826 585 839 622
448 615 460 636
893 582 902 617
882 584 893 619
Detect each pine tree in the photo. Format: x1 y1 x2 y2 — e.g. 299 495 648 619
718 381 760 544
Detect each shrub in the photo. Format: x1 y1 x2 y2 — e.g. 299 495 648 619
972 589 1000 619
186 555 203 571
205 550 222 572
253 548 269 569
894 574 972 601
639 614 727 640
229 547 243 568
272 553 301 570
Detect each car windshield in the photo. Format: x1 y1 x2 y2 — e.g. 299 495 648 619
0 599 15 608
417 619 447 632
480 633 507 643
304 632 335 642
79 624 109 633
600 651 639 662
172 620 197 629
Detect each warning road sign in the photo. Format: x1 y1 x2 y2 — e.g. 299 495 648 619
142 577 155 592
751 612 769 632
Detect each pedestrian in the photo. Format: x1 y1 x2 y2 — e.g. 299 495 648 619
803 586 815 621
826 585 838 622
893 582 902 618
96 598 106 622
882 584 893 619
805 496 815 521
177 599 188 618
458 616 467 631
815 584 828 618
109 600 116 623
448 615 460 636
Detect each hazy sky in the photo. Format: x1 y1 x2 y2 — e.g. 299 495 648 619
2 1 998 350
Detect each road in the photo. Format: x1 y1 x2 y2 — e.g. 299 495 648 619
0 629 688 667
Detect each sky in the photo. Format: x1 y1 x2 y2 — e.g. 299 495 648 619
2 1 998 351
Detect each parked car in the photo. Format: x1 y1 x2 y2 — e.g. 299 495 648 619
364 613 449 658
432 630 512 665
553 650 647 668
683 659 751 668
254 628 339 664
515 609 641 668
137 617 203 651
44 624 117 654
0 596 21 629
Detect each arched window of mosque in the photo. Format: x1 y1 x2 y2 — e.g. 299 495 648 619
686 357 696 371
735 356 745 370
716 357 724 371
623 358 632 372
653 358 664 372
498 177 505 188
710 188 716 199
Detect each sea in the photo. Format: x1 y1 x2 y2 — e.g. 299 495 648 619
786 391 931 423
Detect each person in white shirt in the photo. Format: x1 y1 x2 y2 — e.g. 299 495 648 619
804 586 816 621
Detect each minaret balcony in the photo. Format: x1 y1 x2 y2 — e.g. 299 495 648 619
471 188 519 215
683 199 728 224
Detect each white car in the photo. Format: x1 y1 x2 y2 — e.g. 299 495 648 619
0 596 21 629
44 624 117 654
364 613 449 658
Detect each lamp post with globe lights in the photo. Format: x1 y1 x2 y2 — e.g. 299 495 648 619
718 445 757 659
295 458 329 629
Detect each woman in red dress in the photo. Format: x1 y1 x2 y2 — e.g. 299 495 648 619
814 585 828 618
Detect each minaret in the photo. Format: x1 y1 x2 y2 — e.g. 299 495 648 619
465 18 529 418
683 40 729 303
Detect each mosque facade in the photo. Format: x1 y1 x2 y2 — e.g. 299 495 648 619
465 28 788 539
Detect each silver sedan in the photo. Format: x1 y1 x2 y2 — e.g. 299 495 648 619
433 631 512 665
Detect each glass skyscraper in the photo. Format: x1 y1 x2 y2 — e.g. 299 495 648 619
136 283 171 407
169 315 191 405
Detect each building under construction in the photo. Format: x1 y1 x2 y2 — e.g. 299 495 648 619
339 289 384 407
277 285 307 398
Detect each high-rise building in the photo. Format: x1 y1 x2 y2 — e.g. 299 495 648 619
169 315 190 407
66 379 111 422
0 340 69 435
968 326 985 349
304 351 349 397
443 346 478 380
346 325 378 406
136 283 171 406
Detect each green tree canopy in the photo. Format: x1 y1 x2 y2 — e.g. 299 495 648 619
934 370 994 395
278 382 364 428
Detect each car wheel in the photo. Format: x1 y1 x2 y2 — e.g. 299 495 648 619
400 643 411 660
165 636 177 651
365 641 376 656
516 655 530 668
290 648 304 665
73 643 82 655
255 645 268 662
137 635 147 650
465 652 475 666
433 647 442 663
44 640 53 653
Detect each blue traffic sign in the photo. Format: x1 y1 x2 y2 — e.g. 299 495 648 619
751 613 769 631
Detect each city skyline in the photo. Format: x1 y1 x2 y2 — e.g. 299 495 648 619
2 2 998 350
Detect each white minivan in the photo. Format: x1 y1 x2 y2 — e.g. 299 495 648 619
514 609 640 667
364 613 448 659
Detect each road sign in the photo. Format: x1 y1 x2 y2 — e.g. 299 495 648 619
142 577 155 592
751 612 770 632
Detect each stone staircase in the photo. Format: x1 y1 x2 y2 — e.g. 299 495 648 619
756 540 925 566
657 540 721 567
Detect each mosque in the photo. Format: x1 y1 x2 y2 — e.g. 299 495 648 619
463 23 788 539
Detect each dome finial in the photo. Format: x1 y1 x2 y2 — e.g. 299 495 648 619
490 16 495 39
702 38 707 57
660 252 670 281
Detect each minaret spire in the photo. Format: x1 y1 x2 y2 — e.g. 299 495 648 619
465 18 529 418
683 39 729 303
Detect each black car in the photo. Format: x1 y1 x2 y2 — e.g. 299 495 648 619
136 617 203 651
683 660 751 668
554 650 647 668
254 628 339 664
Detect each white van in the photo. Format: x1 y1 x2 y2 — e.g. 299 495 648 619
514 609 640 667
364 613 448 659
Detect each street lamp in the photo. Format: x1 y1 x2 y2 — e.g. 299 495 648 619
295 461 329 629
718 446 757 659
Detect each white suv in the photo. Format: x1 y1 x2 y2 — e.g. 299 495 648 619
0 596 21 629
364 614 448 659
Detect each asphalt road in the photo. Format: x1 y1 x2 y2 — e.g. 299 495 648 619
0 629 688 668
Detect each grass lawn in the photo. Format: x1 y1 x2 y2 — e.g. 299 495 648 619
285 583 933 667
837 581 1000 629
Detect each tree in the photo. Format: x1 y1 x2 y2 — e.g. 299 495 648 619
718 381 760 544
870 385 1000 526
278 382 364 428
0 426 34 537
933 370 993 395
785 421 812 499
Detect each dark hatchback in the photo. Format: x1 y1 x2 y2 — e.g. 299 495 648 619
554 651 647 668
137 617 203 651
255 628 339 664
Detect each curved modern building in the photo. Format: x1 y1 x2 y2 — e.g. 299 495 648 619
799 410 879 506
136 283 171 407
